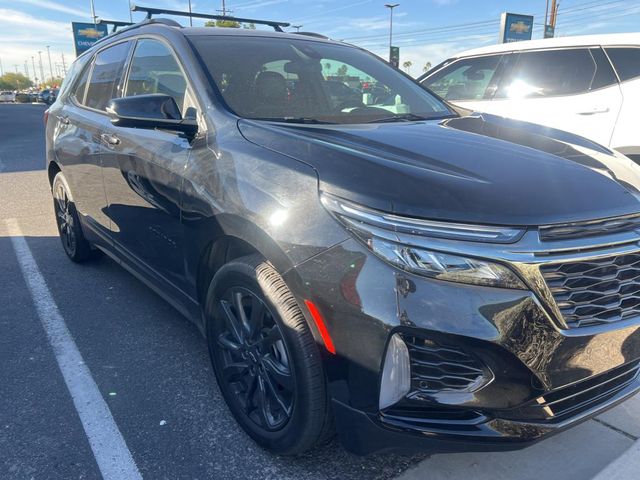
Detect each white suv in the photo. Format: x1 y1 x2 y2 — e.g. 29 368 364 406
420 33 640 162
0 91 15 102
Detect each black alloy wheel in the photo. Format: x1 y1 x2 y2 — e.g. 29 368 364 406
217 286 295 431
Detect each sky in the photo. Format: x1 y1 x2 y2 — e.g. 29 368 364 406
1 0 639 81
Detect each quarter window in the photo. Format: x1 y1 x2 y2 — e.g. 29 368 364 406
422 55 503 101
71 61 92 104
85 41 131 111
125 39 188 114
605 47 640 83
499 48 596 98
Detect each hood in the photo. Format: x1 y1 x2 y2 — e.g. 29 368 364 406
237 113 640 226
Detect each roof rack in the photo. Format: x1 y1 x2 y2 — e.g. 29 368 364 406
131 5 290 32
98 19 134 33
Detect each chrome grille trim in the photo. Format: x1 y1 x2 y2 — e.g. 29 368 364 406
540 213 640 241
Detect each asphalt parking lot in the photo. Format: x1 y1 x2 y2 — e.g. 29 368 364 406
0 103 638 480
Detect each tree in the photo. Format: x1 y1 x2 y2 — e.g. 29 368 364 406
324 62 332 72
0 72 32 90
44 76 64 87
423 62 432 73
205 19 240 28
336 64 348 77
402 61 412 74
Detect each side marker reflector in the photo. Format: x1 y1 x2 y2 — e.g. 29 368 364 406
304 300 336 354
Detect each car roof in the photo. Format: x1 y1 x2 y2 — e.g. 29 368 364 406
452 32 640 58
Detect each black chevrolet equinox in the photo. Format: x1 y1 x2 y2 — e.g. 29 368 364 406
45 14 640 456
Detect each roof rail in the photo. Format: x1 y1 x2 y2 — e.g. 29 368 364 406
131 5 290 32
98 19 134 33
293 32 329 39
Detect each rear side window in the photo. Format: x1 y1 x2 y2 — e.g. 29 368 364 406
605 47 640 82
125 39 188 114
422 55 503 101
85 41 131 111
589 47 618 90
499 48 596 98
71 61 92 104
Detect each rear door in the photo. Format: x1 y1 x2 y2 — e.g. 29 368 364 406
605 46 640 160
101 37 196 294
488 47 622 147
420 53 508 112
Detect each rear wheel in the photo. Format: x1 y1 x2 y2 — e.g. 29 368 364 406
205 254 332 454
52 172 97 263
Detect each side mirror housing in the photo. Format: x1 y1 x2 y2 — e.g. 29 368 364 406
106 94 198 139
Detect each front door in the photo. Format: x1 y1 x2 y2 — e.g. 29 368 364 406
102 38 196 294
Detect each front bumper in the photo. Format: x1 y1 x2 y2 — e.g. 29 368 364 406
287 237 640 454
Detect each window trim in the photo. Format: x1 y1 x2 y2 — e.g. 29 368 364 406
71 38 134 116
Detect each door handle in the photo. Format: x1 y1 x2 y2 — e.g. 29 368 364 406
57 115 70 125
100 133 121 146
577 106 610 115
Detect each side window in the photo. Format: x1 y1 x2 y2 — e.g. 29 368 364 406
422 55 503 101
85 41 131 111
590 47 618 90
605 47 640 83
499 48 595 98
71 60 92 105
125 39 188 114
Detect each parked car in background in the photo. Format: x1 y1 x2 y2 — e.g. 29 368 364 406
420 33 640 162
0 91 16 102
47 19 640 456
38 88 59 105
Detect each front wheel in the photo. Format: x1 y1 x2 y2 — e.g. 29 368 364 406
205 254 333 455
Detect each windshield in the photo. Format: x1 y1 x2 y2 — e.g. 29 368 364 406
189 35 453 124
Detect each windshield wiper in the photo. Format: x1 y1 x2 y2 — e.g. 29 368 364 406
253 117 336 124
366 113 430 123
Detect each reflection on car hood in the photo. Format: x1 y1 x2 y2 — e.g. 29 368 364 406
238 113 640 226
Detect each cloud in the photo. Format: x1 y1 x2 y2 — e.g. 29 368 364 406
17 0 87 17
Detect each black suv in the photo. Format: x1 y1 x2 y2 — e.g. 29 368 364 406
45 16 640 456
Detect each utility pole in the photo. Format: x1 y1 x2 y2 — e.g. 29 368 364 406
38 51 45 85
24 61 29 79
129 0 133 22
216 0 232 16
291 24 302 32
90 0 97 25
14 64 19 74
188 0 192 26
385 4 399 63
46 45 54 81
551 0 560 28
61 52 67 76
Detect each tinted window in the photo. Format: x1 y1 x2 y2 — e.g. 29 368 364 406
590 47 618 90
125 39 188 113
499 48 596 98
85 41 131 111
606 47 640 82
190 36 452 124
71 61 92 104
422 55 503 101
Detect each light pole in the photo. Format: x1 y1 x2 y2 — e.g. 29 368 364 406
38 51 45 85
90 0 97 25
188 0 192 26
31 56 37 88
128 0 133 22
61 52 67 76
385 3 399 63
292 24 303 32
46 45 54 81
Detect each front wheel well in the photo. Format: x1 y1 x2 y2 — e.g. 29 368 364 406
196 236 260 307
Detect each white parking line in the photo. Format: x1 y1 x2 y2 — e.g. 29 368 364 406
5 218 143 480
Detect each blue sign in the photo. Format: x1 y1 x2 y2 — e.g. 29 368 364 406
72 22 109 56
500 13 534 43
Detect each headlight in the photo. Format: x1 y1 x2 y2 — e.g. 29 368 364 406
321 193 526 290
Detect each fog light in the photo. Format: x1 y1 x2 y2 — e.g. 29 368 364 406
379 333 411 409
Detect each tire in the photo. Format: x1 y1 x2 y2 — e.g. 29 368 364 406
52 172 97 263
205 254 333 455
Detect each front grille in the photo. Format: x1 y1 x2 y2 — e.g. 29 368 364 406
402 335 489 397
502 360 640 423
540 252 640 328
539 213 640 241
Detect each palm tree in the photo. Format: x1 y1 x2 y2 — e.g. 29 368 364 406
423 62 432 73
402 60 412 74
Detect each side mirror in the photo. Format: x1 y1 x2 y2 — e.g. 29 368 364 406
106 94 198 139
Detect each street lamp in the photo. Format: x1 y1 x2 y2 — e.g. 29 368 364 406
46 45 54 81
38 51 45 85
385 3 399 63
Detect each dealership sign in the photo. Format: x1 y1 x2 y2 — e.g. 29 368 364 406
499 13 534 43
72 22 109 56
